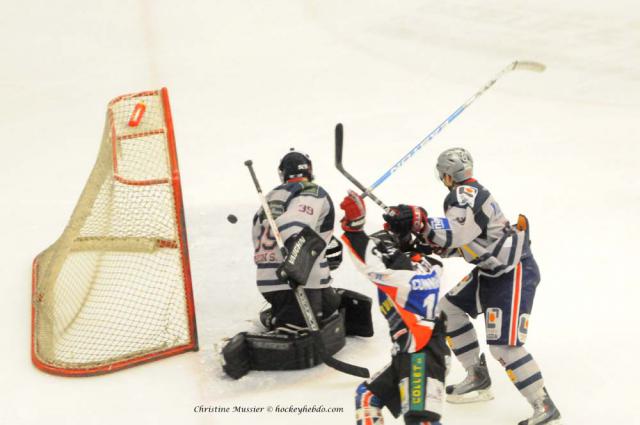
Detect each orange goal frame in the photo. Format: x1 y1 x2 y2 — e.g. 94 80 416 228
31 88 198 376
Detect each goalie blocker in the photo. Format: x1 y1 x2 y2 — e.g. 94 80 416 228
222 289 373 379
276 225 327 287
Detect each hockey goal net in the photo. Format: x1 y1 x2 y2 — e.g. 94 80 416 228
32 88 198 376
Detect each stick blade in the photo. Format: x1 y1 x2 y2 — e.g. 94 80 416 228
514 61 546 73
323 354 370 378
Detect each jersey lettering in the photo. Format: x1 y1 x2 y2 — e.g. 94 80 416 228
297 204 314 215
428 217 451 231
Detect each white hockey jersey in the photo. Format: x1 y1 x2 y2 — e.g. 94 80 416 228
425 179 528 276
252 180 335 293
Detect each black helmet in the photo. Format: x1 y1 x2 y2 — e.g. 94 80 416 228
278 149 313 182
369 230 413 271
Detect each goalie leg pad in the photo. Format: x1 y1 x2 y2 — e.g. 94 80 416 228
220 311 347 377
220 333 251 380
338 288 374 337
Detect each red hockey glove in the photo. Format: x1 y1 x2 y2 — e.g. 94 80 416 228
340 190 366 232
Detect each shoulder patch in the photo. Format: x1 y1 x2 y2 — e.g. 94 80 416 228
428 217 451 231
456 185 478 207
300 182 321 197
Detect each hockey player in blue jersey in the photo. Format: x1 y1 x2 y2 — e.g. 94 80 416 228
383 148 561 425
340 190 449 425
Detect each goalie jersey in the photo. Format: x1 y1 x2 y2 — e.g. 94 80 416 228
341 230 442 353
252 181 335 293
426 179 528 276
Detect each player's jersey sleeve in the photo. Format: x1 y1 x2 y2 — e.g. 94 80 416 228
426 185 483 249
341 231 442 352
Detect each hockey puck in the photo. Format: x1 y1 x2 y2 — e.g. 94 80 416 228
227 214 238 224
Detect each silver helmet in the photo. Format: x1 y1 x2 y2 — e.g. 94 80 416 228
436 148 473 182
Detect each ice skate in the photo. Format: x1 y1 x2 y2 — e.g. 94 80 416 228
446 353 493 403
518 388 561 425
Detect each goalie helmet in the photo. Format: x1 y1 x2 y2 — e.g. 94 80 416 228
436 147 474 183
278 148 313 182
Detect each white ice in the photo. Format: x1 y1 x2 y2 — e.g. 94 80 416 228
1 1 638 424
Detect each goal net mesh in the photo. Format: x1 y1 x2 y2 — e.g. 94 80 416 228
32 88 198 376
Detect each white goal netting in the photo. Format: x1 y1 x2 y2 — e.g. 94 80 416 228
32 89 198 376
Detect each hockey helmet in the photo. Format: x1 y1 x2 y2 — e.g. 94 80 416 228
369 230 413 271
436 147 473 183
278 148 313 183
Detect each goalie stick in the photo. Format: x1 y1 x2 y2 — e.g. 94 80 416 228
364 60 546 194
244 160 370 378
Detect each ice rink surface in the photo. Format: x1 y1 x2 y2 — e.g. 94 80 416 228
1 0 638 424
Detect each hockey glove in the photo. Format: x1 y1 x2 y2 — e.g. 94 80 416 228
340 190 366 232
383 205 428 236
325 236 343 270
276 226 327 288
411 236 434 256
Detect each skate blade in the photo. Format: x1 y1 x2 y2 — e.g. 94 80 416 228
446 388 494 404
519 418 562 425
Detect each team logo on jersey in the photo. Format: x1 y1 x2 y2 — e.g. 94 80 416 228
428 217 451 231
448 273 473 296
486 308 502 340
368 272 389 282
518 314 530 343
456 185 478 207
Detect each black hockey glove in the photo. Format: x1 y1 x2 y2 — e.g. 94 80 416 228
383 205 428 236
410 237 434 256
276 226 327 288
325 236 343 271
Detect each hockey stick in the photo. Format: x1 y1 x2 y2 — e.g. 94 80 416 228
366 60 546 193
335 123 391 213
244 160 370 378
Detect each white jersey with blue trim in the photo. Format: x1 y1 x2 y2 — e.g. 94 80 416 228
252 180 335 293
426 179 527 276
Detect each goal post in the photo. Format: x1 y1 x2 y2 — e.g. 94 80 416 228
31 88 198 376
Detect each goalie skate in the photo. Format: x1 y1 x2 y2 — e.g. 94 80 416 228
446 353 494 404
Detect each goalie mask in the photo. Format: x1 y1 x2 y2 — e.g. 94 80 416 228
278 149 313 183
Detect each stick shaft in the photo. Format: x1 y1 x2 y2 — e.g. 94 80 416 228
367 60 545 192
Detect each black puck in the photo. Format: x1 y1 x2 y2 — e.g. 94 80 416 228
227 214 238 224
